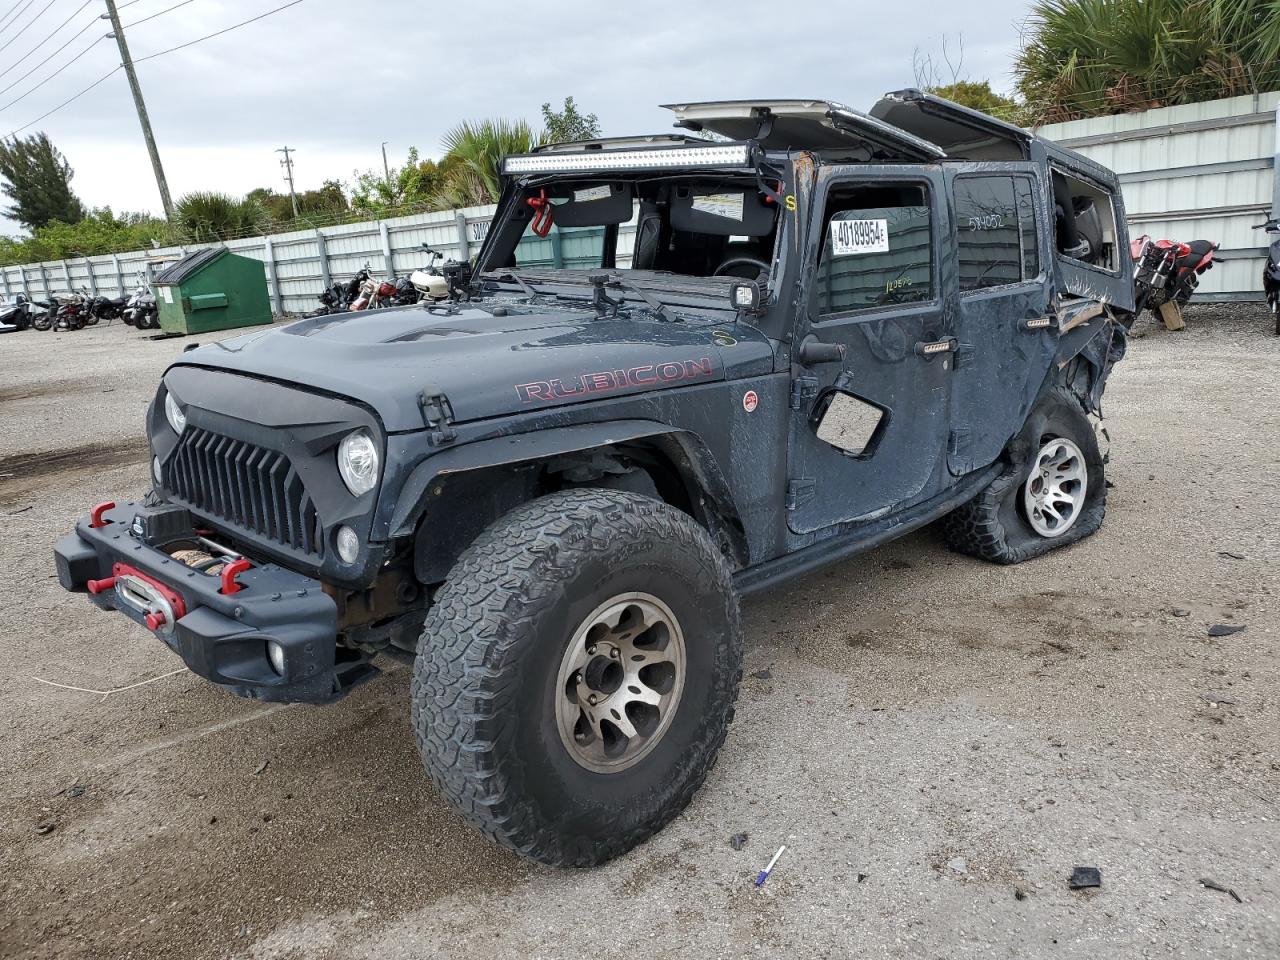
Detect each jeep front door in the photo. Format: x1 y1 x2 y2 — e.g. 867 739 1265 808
944 165 1055 474
786 169 953 535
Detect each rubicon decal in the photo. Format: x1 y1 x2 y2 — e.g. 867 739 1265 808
516 357 715 403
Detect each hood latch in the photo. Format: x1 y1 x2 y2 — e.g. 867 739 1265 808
418 387 457 445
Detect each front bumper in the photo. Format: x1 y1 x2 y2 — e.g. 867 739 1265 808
54 501 374 704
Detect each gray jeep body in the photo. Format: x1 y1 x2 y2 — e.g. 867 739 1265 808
54 91 1132 703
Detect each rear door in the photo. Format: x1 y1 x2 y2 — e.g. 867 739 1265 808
785 166 954 534
943 164 1056 474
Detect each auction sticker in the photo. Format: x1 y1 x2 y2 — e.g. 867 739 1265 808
830 218 889 256
573 185 612 202
742 390 759 413
692 193 744 221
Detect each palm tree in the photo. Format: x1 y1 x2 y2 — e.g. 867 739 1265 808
173 191 269 242
429 119 542 210
1015 0 1280 123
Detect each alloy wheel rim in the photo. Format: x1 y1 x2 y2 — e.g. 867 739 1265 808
1023 436 1088 538
555 592 686 773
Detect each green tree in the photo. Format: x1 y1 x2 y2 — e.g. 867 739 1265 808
0 132 84 230
1015 0 1280 123
349 146 440 217
928 81 1024 123
429 119 542 210
0 207 171 266
540 96 602 143
173 191 269 242
247 179 349 225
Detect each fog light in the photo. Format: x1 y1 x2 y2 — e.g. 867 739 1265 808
336 525 359 565
267 640 286 676
152 456 162 484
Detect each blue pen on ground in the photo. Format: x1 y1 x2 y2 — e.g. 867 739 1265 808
754 845 787 887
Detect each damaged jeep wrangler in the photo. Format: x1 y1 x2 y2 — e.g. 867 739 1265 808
55 92 1132 866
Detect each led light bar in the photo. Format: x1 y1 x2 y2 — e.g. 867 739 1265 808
503 144 751 175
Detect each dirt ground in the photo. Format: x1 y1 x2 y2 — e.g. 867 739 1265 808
1 307 1277 960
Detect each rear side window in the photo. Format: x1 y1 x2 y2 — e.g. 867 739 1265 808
954 175 1040 291
813 183 933 317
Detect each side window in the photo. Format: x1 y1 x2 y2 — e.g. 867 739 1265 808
813 183 933 317
1051 170 1118 273
954 175 1040 292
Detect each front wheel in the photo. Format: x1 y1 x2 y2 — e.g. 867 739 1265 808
411 488 742 866
944 385 1107 564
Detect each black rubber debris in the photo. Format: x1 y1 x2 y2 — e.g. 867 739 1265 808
750 669 773 680
1208 624 1246 637
1068 866 1102 889
729 832 748 851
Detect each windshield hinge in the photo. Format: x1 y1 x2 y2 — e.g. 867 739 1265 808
786 478 816 511
418 387 457 445
789 376 819 411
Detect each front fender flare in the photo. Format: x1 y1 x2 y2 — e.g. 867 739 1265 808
384 420 747 559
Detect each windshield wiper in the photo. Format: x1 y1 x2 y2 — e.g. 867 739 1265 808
493 271 541 299
605 275 676 323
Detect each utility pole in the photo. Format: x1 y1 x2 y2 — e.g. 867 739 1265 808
102 0 173 219
277 146 299 218
381 141 391 186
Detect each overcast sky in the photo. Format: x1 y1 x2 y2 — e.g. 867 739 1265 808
0 0 1034 231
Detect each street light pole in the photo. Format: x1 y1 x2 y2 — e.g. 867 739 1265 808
102 0 174 219
381 141 391 186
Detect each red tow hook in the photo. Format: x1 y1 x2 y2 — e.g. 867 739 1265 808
527 187 554 238
219 558 252 595
87 576 117 594
145 611 166 630
89 501 116 528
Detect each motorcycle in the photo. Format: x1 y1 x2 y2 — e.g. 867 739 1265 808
122 278 159 329
53 290 91 331
1253 218 1280 334
409 245 452 303
29 298 58 331
348 264 398 312
1130 234 1220 315
0 295 33 331
309 266 371 316
86 292 129 324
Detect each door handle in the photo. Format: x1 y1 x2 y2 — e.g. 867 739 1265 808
797 334 845 366
914 337 957 358
1022 316 1054 331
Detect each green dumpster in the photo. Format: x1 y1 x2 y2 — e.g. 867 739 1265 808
153 247 273 334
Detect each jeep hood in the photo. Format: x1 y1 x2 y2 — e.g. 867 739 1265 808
170 304 772 432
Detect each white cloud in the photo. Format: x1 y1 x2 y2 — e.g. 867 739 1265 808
0 0 1032 228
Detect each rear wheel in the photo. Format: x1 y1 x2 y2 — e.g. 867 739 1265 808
944 385 1107 564
411 488 742 866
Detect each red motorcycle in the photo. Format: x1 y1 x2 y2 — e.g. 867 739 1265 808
348 264 398 311
1130 235 1220 314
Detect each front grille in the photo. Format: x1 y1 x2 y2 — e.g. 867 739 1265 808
164 426 324 559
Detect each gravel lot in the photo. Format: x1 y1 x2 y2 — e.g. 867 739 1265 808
1 306 1277 960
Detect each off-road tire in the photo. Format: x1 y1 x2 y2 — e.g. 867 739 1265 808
410 488 742 866
944 384 1106 564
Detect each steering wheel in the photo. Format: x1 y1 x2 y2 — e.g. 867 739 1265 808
713 257 770 281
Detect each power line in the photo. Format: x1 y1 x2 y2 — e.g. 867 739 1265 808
0 0 95 85
133 0 305 63
0 0 47 46
5 64 118 136
0 0 27 28
124 0 197 28
0 0 38 34
0 33 105 112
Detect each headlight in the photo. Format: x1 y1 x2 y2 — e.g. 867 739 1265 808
337 429 379 496
164 391 186 435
